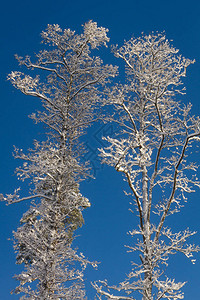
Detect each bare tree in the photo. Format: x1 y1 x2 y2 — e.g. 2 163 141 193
2 21 117 299
93 33 200 299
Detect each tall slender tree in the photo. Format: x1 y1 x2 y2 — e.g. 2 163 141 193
94 33 200 299
2 21 117 299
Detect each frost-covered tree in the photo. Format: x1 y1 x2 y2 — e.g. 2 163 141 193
2 21 117 299
12 145 91 299
93 33 200 299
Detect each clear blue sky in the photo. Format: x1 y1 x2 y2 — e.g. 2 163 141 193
0 0 200 299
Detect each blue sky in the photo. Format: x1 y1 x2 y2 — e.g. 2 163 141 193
0 0 200 299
